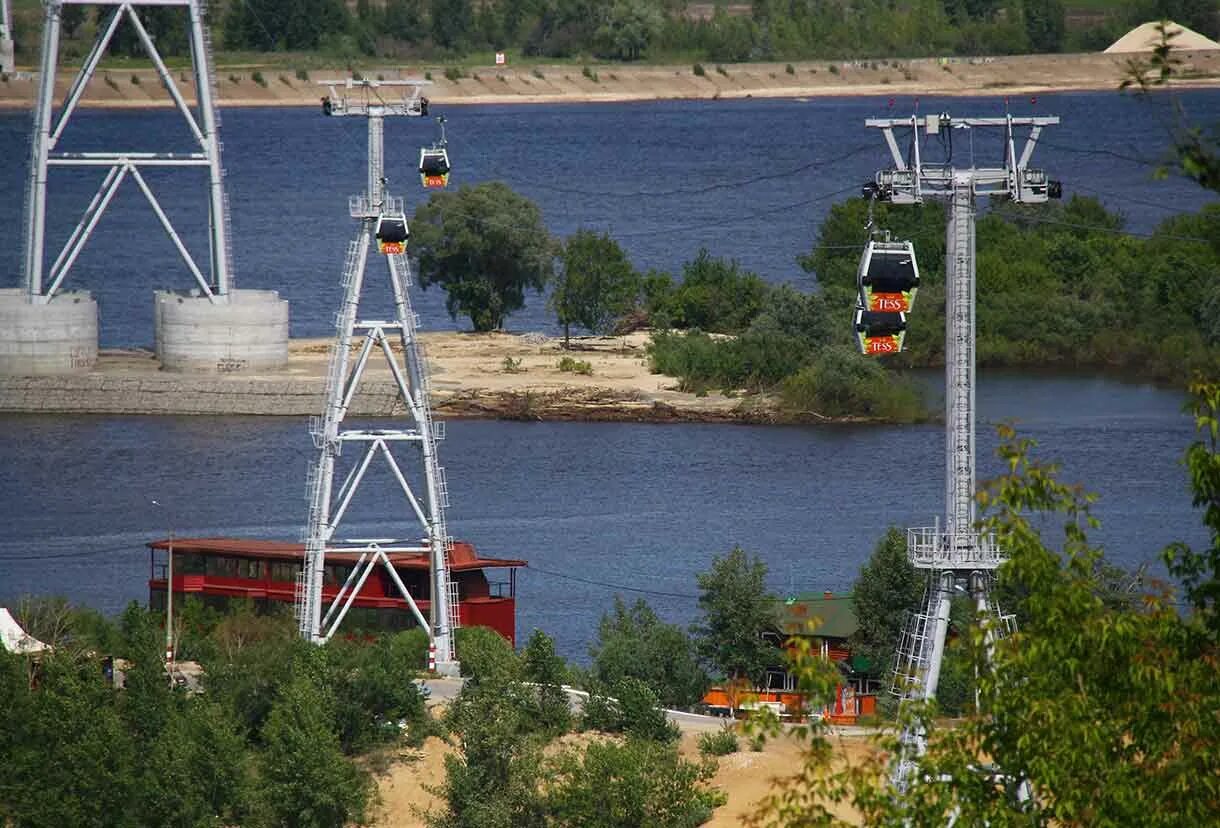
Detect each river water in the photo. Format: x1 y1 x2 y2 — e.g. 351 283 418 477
0 93 1215 658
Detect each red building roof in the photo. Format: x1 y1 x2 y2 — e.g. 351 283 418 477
146 537 525 571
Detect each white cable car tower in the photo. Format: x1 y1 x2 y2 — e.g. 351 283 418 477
865 112 1061 791
297 79 460 676
23 0 234 303
1 0 15 74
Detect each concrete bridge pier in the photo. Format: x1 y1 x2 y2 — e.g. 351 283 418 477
0 288 98 375
154 289 289 373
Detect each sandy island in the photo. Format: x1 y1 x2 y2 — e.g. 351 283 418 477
3 51 1220 110
0 332 837 424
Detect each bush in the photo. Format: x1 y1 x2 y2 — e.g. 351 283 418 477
588 597 709 710
545 738 723 826
295 68 310 81
647 328 805 393
715 64 728 76
502 356 524 373
557 356 593 375
661 250 770 334
250 70 265 87
780 348 925 421
785 63 795 74
698 726 739 757
828 64 839 74
581 65 598 82
130 74 140 85
455 626 518 680
443 66 465 82
693 63 705 76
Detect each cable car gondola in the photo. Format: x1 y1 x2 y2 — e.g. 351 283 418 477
375 212 408 255
854 305 907 356
858 239 920 313
420 116 450 189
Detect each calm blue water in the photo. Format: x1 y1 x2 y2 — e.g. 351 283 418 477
2 91 1219 346
0 375 1207 660
0 94 1215 659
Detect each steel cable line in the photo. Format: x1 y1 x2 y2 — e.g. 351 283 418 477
0 542 143 561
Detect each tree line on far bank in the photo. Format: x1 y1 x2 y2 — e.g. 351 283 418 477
408 179 1220 422
13 1 1216 68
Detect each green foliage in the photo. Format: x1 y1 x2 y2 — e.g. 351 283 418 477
588 596 709 709
412 182 556 332
594 0 663 60
581 64 599 82
224 0 350 51
848 527 924 682
455 624 519 679
444 65 466 82
521 630 572 735
694 547 779 685
697 725 740 757
805 194 1220 383
647 328 803 394
551 229 640 346
295 68 310 81
501 355 524 373
659 250 770 334
746 389 1220 825
692 62 705 76
580 678 679 743
545 737 723 827
256 666 373 828
557 356 593 375
780 348 926 421
251 70 267 87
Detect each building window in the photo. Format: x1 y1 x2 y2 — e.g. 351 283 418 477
324 564 353 585
175 553 206 575
270 562 299 583
206 556 239 578
238 558 265 580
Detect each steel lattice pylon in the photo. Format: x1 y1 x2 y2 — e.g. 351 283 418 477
865 113 1060 794
296 80 460 676
22 0 234 304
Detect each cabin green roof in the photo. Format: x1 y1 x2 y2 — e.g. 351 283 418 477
780 592 858 640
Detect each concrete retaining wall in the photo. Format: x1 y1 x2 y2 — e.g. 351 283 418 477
0 374 406 416
0 289 98 375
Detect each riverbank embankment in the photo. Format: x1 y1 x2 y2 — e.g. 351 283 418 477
0 332 801 424
3 52 1220 110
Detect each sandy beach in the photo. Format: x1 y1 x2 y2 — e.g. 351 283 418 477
0 331 815 423
3 51 1220 109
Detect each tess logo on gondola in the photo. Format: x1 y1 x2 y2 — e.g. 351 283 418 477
424 175 447 188
869 294 909 312
865 337 899 354
380 242 404 255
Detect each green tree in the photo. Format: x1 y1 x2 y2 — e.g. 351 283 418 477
412 182 556 332
431 0 473 49
665 250 771 334
544 737 723 826
550 229 640 347
694 547 779 685
848 527 924 682
746 391 1220 825
595 0 663 60
521 629 572 734
1023 0 1065 53
255 668 373 828
588 596 709 709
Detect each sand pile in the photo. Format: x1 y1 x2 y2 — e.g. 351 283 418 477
1104 21 1220 53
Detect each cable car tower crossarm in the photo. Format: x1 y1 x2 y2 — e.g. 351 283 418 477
297 79 460 676
864 112 1060 794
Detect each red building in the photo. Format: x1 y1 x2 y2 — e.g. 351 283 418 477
146 538 524 644
703 591 879 724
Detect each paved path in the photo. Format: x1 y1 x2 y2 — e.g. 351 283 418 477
418 677 881 737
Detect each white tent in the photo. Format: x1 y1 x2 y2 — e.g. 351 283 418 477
0 607 51 654
1105 21 1220 54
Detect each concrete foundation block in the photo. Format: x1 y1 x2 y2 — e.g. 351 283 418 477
0 288 99 375
154 288 289 373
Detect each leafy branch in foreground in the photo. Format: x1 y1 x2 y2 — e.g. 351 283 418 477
744 382 1220 826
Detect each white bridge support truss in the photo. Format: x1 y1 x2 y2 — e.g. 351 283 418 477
297 82 460 675
867 113 1059 796
22 0 233 304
